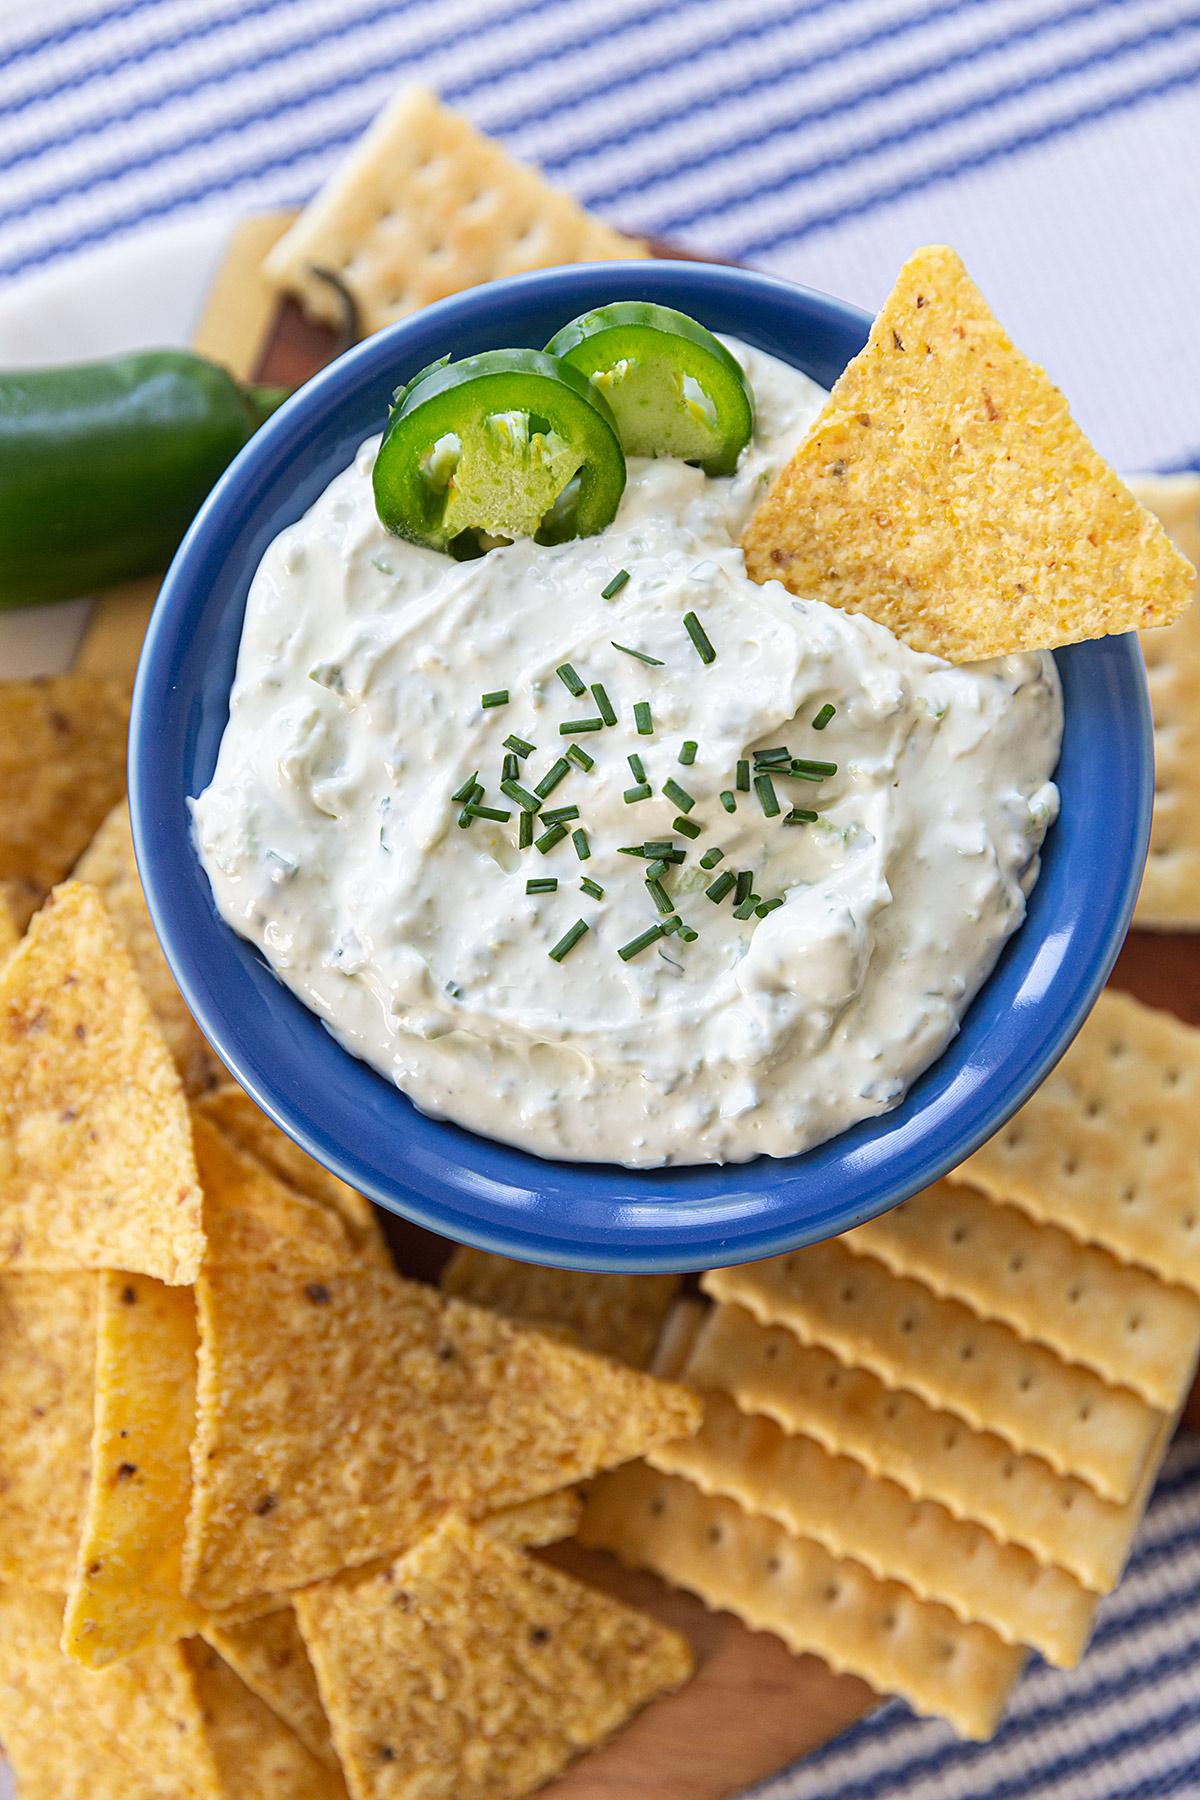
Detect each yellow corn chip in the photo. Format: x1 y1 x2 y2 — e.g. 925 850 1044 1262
0 1272 95 1589
0 675 131 930
1131 473 1200 928
844 1179 1200 1411
185 1265 699 1608
74 801 219 1094
0 882 204 1282
441 1247 680 1366
263 85 647 335
742 246 1194 662
195 1083 391 1270
195 1110 365 1276
481 1488 582 1549
579 1463 1023 1741
688 1300 1170 1593
0 898 18 963
62 1271 202 1668
651 1390 1096 1666
185 1637 348 1799
295 1514 692 1800
201 1608 339 1770
959 988 1200 1293
704 1242 1162 1503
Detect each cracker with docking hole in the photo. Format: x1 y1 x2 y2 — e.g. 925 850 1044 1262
958 989 1200 1293
294 1513 693 1800
263 85 647 336
578 1461 1025 1742
1130 473 1200 929
741 246 1195 662
184 1637 348 1800
62 1272 202 1668
0 675 131 931
650 1389 1095 1666
687 1301 1171 1594
0 883 205 1284
441 1246 681 1366
74 801 218 1095
843 1179 1200 1412
185 1263 700 1608
703 1243 1162 1503
0 1273 95 1590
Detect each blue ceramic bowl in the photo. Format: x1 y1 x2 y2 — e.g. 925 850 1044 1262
130 260 1152 1272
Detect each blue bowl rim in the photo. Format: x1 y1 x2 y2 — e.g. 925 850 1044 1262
130 258 1153 1272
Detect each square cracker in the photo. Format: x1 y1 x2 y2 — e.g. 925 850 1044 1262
843 1177 1200 1412
1129 473 1200 928
579 1461 1024 1741
958 988 1200 1293
0 882 204 1283
185 1263 700 1607
294 1514 692 1800
742 246 1195 662
0 675 131 930
651 1389 1096 1666
264 85 647 336
441 1246 680 1366
703 1240 1162 1504
184 1637 348 1800
0 1272 95 1590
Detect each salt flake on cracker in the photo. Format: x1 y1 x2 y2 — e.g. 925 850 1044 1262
742 245 1195 662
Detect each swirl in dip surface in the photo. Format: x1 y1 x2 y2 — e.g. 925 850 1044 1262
192 341 1062 1168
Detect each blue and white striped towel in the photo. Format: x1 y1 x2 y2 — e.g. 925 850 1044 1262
1 5 1199 1795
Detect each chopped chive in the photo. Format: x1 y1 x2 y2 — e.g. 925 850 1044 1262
661 914 683 935
720 790 736 813
534 758 571 798
756 897 784 917
627 753 646 783
541 805 580 825
646 878 673 914
557 664 585 697
572 828 591 861
504 733 534 757
566 744 594 772
457 810 474 830
683 610 716 664
501 778 542 813
560 717 606 735
812 703 836 731
673 815 702 839
481 689 509 709
790 758 838 778
754 773 780 817
535 823 569 854
643 840 678 857
678 924 699 942
624 783 652 804
519 811 535 848
462 803 512 822
580 877 605 899
735 870 753 906
785 808 819 825
634 701 654 737
618 924 666 961
736 759 750 791
705 871 736 904
549 919 589 962
612 640 662 665
678 740 697 765
755 746 790 763
662 777 694 813
733 895 760 919
787 764 826 783
645 858 668 881
602 569 631 599
591 682 616 726
451 771 479 803
502 753 520 783
526 878 558 894
618 845 650 857
700 847 724 869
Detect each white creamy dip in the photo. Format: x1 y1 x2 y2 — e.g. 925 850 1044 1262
193 340 1062 1167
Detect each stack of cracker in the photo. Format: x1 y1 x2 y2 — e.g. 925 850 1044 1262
0 869 700 1798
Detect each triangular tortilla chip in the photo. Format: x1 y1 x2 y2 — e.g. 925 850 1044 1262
0 883 204 1281
184 1264 700 1607
441 1247 680 1366
0 898 18 964
194 1111 366 1277
742 245 1195 661
293 1516 692 1800
201 1608 339 1770
184 1638 348 1799
0 1272 95 1590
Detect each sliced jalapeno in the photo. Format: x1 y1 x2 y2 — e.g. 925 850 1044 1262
373 349 625 555
545 302 755 478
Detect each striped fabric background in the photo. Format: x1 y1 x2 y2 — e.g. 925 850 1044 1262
2 3 1200 1794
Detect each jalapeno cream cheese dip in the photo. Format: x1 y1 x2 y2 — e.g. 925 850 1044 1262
192 340 1062 1167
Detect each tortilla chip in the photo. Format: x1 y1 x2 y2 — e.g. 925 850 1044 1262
62 1271 203 1668
0 898 18 964
195 1110 368 1276
294 1515 692 1800
185 1265 700 1607
0 1272 95 1589
481 1488 582 1550
185 1637 348 1798
74 801 219 1094
0 882 204 1282
201 1608 339 1770
441 1248 680 1366
0 675 131 930
742 246 1195 662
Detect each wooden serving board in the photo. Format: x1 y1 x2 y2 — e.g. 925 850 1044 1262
77 217 1200 1800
